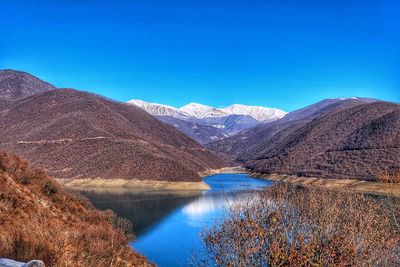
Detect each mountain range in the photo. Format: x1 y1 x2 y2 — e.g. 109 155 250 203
128 99 286 144
1 69 399 183
0 70 225 182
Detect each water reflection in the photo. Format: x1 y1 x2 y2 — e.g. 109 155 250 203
78 174 272 266
78 188 202 236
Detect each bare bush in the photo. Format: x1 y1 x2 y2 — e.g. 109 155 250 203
203 183 400 266
0 150 150 266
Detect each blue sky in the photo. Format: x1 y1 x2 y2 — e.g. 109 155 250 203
1 0 399 111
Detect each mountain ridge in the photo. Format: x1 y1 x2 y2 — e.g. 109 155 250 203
128 99 286 143
208 98 400 181
0 69 57 101
0 72 226 182
128 99 286 122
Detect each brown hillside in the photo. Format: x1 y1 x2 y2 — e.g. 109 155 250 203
244 101 400 180
208 98 366 158
0 149 150 266
0 84 225 182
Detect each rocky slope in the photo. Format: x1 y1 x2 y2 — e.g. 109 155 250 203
0 70 225 182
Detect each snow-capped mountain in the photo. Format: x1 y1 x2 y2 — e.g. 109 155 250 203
128 99 287 144
178 102 287 122
179 103 229 118
127 99 190 119
222 104 286 122
128 99 286 122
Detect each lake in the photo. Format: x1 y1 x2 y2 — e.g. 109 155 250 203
78 173 272 266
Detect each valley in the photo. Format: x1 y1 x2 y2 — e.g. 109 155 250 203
2 1 399 265
0 69 399 266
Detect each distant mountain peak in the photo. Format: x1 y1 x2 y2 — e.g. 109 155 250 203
179 102 228 118
127 99 190 118
222 104 287 122
182 102 209 108
0 69 57 101
128 98 287 122
337 97 359 100
128 99 174 108
177 102 287 122
128 99 287 143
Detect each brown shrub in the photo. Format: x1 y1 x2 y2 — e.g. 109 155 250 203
203 183 400 266
380 171 400 184
0 150 151 266
42 180 59 196
379 172 400 233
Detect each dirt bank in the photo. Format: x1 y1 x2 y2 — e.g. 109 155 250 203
59 167 249 191
59 178 210 190
252 173 400 196
199 166 248 177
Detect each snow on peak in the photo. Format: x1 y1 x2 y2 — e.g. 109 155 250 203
179 103 228 118
222 104 287 122
128 99 189 118
128 99 286 122
337 97 359 100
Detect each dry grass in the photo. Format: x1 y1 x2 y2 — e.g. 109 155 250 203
0 150 151 266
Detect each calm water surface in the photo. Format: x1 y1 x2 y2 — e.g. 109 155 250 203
79 174 272 266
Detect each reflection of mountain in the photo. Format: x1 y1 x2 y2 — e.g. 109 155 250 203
182 192 234 217
77 173 272 258
79 189 202 237
182 190 267 218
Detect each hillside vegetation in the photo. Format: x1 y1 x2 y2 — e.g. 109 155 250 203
209 99 400 181
0 70 225 182
0 149 150 266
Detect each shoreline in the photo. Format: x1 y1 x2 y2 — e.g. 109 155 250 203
252 173 400 197
199 166 248 177
58 178 211 190
57 167 400 196
59 167 247 191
